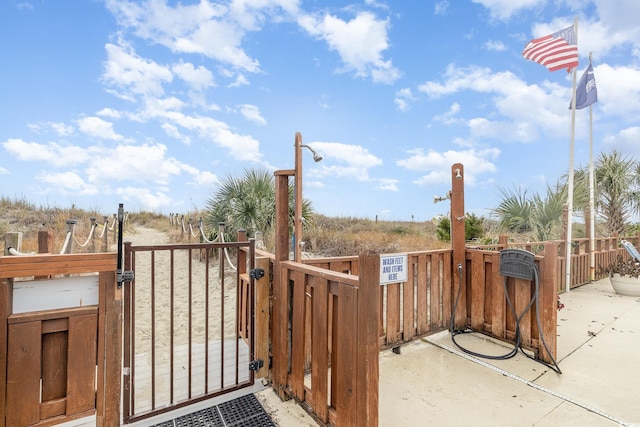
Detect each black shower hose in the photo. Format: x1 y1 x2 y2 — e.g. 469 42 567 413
449 263 562 374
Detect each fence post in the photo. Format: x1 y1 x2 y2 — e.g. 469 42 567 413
38 230 53 254
187 219 192 244
35 230 54 280
237 229 247 339
218 223 225 280
90 217 97 253
498 234 508 249
356 252 380 427
102 216 109 252
272 170 294 399
3 232 22 255
254 255 270 379
96 270 122 426
0 276 13 427
540 242 559 363
64 219 77 254
112 214 117 250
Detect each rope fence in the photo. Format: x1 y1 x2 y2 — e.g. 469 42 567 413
2 211 249 274
3 211 126 257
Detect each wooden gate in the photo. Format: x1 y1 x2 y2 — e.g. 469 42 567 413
0 253 121 427
121 238 258 423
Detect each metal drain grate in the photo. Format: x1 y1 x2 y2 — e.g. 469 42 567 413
175 407 224 427
217 394 275 426
151 394 275 427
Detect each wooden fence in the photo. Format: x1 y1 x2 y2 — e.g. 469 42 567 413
271 252 379 427
0 253 121 427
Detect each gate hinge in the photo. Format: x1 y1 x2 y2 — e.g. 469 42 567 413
117 270 135 288
249 268 265 280
249 359 264 371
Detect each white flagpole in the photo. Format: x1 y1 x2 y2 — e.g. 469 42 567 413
566 17 579 293
588 53 595 282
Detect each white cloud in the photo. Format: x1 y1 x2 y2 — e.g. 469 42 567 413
306 141 383 181
417 64 573 142
394 88 415 112
434 102 462 125
172 61 215 91
591 63 640 118
105 0 265 72
434 1 449 16
115 186 174 211
236 104 266 125
2 139 89 167
85 142 183 185
377 178 399 191
97 108 122 119
157 111 262 161
298 11 400 84
37 171 99 195
471 0 544 21
76 116 124 141
603 126 640 157
397 148 500 186
484 40 506 51
102 41 173 100
228 73 250 87
190 170 220 187
0 166 9 175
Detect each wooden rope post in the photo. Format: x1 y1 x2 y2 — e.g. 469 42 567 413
102 216 108 252
90 217 97 253
111 214 117 250
64 219 77 254
3 232 22 256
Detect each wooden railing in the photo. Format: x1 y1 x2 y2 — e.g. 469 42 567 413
271 253 379 427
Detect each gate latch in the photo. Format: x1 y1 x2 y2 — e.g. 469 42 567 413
249 268 265 280
249 359 264 371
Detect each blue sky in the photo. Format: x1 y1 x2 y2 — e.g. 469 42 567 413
1 0 640 222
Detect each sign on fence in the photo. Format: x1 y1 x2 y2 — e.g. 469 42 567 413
379 253 408 284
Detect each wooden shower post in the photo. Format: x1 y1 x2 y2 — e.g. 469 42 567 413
272 169 294 398
450 163 466 329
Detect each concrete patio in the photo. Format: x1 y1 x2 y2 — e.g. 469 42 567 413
373 278 640 427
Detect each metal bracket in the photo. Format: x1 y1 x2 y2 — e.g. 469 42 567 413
249 268 265 280
117 270 135 288
249 359 264 371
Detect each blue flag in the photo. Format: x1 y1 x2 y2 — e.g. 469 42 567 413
571 63 598 109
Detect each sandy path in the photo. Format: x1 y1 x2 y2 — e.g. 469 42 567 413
125 226 242 414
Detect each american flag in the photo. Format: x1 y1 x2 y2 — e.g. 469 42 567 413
522 25 578 72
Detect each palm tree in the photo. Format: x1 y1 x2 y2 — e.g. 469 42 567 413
205 168 315 241
592 150 640 235
491 185 533 235
491 182 567 241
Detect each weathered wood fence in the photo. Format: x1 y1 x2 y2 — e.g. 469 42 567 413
0 253 121 427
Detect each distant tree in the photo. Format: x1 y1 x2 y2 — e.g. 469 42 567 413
205 168 314 241
435 213 485 243
436 217 451 242
464 213 485 241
